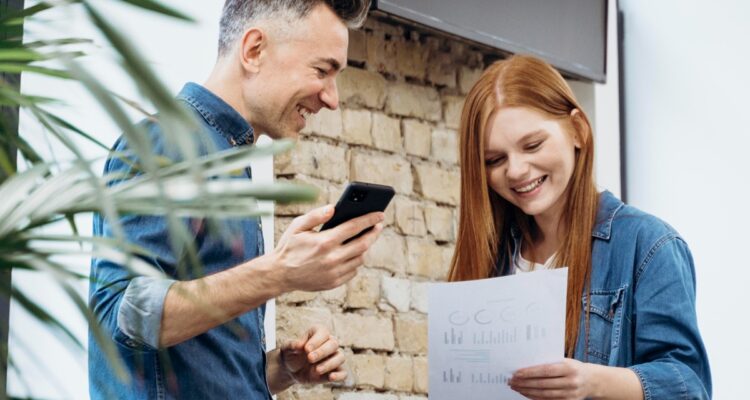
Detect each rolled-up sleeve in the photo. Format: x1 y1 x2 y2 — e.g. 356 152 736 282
628 235 711 399
117 276 175 349
90 212 180 352
89 128 181 352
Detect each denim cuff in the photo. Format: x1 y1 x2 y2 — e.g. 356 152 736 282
628 365 652 400
629 362 690 400
117 276 176 349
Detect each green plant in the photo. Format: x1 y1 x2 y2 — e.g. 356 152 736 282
0 1 316 397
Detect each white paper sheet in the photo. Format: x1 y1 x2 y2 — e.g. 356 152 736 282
428 268 568 399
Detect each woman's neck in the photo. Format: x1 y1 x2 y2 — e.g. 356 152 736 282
523 210 564 264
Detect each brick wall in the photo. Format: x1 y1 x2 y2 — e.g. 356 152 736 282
275 16 488 400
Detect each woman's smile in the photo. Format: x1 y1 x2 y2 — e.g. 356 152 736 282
512 175 547 196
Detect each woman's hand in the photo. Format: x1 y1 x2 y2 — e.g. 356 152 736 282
509 358 596 400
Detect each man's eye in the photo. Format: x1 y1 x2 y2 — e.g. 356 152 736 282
315 67 328 78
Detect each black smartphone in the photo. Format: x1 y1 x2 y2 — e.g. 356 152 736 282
320 181 395 242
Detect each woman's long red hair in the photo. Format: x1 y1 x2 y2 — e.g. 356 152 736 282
449 55 599 357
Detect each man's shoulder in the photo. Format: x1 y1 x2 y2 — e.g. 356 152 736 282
102 114 182 188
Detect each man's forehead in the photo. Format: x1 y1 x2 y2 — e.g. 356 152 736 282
294 28 349 67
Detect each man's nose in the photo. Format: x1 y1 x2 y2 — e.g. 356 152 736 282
320 78 339 110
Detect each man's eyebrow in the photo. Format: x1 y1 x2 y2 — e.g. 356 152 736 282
316 57 342 71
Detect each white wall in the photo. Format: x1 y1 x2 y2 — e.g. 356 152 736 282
621 0 750 397
569 0 622 197
9 1 275 398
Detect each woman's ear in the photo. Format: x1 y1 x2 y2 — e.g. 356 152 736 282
569 108 589 149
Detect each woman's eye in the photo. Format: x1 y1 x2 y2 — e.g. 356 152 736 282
526 141 543 151
485 156 506 166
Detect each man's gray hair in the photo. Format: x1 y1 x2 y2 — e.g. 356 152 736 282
218 0 370 57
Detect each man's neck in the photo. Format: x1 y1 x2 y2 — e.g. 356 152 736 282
203 62 257 143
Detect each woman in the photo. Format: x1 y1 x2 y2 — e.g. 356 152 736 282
450 55 711 399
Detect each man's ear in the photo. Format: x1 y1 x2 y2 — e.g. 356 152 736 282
239 28 265 74
569 108 589 149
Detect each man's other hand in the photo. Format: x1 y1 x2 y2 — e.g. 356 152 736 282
280 325 347 384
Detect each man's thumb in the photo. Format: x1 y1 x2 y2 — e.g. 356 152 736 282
291 204 334 233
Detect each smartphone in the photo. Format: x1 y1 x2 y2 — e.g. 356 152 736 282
320 181 395 242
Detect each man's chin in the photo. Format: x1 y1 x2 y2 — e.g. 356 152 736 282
263 128 301 141
283 130 302 140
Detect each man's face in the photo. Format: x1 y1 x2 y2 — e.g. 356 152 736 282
248 4 349 139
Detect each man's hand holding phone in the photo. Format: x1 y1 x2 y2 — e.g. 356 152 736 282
271 204 383 293
270 182 394 293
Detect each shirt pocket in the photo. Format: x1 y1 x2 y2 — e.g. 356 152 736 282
581 286 626 365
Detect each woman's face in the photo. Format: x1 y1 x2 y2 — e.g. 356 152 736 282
484 106 580 223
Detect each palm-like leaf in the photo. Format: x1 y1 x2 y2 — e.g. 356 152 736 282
0 0 318 396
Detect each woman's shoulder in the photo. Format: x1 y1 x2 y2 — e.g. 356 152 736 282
595 192 695 286
598 191 685 248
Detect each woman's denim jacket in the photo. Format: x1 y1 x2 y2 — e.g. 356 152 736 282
502 191 711 399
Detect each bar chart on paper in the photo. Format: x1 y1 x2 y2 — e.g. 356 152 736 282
428 268 568 400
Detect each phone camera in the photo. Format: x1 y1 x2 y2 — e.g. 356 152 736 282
349 189 367 202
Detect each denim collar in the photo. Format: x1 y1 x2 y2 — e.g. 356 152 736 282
508 190 624 242
591 190 624 240
177 82 254 146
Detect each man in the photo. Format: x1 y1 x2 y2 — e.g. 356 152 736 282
89 1 377 398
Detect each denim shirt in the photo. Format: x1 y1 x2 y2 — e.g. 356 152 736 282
89 83 271 399
502 191 711 399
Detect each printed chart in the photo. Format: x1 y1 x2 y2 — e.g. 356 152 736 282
428 268 568 400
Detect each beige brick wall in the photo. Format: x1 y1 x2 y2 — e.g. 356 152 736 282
275 16 485 399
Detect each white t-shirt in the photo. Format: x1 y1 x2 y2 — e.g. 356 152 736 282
514 251 557 273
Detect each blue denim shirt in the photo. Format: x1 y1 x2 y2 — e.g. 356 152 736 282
503 191 711 399
89 83 271 399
